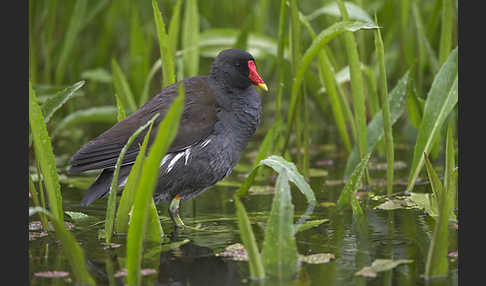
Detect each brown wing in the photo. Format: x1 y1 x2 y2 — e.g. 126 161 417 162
68 76 218 174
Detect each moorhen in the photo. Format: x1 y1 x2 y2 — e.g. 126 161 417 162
68 49 268 227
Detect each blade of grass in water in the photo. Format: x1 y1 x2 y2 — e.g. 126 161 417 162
29 174 49 231
182 0 200 77
233 195 265 279
374 17 394 195
126 84 185 286
282 20 378 154
444 118 457 211
104 114 160 246
261 169 300 279
55 0 87 84
337 151 372 215
343 71 409 177
152 0 175 89
299 12 352 152
423 153 450 278
337 0 367 166
407 48 458 192
29 81 63 221
115 118 156 234
29 207 95 285
111 58 138 113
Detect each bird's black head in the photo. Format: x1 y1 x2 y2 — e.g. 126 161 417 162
210 49 268 91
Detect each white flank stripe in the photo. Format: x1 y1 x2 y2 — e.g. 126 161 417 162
167 152 184 173
201 138 211 148
184 148 191 165
160 153 172 168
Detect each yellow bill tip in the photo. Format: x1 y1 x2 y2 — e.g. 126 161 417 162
257 83 269 92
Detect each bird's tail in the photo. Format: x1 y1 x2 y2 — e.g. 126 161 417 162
80 167 131 206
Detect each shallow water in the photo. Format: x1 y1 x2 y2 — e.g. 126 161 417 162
29 140 458 286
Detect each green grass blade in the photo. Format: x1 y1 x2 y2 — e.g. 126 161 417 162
337 0 367 164
111 58 138 112
54 0 87 84
283 20 378 153
275 0 287 124
140 59 162 106
168 0 183 58
439 0 454 65
299 13 352 152
444 117 457 213
52 106 118 138
29 174 49 231
233 195 265 279
115 119 155 234
337 151 372 215
145 198 163 243
182 0 200 77
307 1 374 23
29 207 95 285
129 9 152 99
407 48 458 192
261 169 300 279
423 154 449 278
126 84 185 286
152 0 176 89
344 71 409 177
105 114 159 245
114 93 126 122
374 18 394 195
41 81 85 123
29 82 63 221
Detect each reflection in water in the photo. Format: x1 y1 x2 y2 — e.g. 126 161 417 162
156 241 244 286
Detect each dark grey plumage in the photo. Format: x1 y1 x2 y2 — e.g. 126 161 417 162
69 49 264 208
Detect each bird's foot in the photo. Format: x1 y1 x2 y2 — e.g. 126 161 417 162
169 195 186 229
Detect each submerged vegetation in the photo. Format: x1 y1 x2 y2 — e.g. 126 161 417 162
29 0 457 285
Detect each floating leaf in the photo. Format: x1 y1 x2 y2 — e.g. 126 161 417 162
216 243 249 261
65 211 90 222
355 259 413 277
374 200 415 210
34 271 70 278
295 219 329 232
299 253 335 264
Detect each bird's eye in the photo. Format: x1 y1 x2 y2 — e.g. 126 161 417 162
235 62 240 67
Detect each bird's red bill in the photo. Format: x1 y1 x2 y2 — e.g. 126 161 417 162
248 60 265 85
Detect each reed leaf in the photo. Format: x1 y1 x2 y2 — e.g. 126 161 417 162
233 195 265 279
344 71 409 177
41 80 85 123
283 20 378 153
439 0 454 65
129 9 151 99
29 82 63 221
423 153 450 278
182 0 200 77
114 93 126 122
115 117 156 234
275 0 287 124
111 58 138 112
337 151 372 215
29 174 49 231
261 169 300 279
152 0 176 89
444 118 457 211
52 106 117 138
29 207 95 285
307 1 374 23
407 48 458 192
104 114 159 246
337 0 367 164
54 0 87 84
126 84 185 286
168 0 183 58
374 18 394 195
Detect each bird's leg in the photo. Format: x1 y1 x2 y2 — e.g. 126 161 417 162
169 194 185 228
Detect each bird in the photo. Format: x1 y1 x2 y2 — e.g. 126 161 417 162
68 48 268 227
